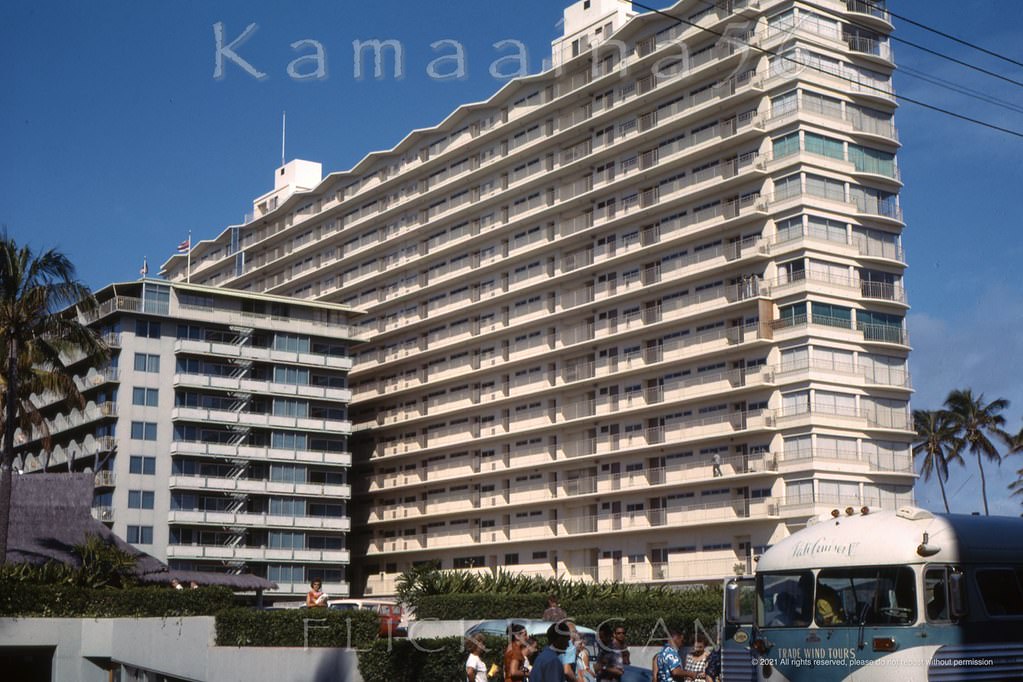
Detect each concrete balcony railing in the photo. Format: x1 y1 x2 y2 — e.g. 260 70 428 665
166 510 351 531
167 475 351 499
172 373 351 403
778 447 913 474
166 545 350 564
169 440 351 467
173 339 353 371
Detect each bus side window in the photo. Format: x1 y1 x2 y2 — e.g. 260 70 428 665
975 568 1023 617
925 568 949 621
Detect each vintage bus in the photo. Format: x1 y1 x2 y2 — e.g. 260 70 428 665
722 505 1023 681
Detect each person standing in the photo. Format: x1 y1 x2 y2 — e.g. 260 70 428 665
531 621 573 682
653 629 686 681
682 634 710 679
542 593 568 621
597 624 627 680
712 453 723 477
504 623 528 682
305 579 327 607
465 634 489 682
575 632 596 682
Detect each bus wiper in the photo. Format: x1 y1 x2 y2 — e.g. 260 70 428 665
856 602 870 650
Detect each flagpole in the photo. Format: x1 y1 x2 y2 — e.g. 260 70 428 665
186 230 192 284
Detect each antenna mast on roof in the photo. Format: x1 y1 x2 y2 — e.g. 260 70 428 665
281 110 287 166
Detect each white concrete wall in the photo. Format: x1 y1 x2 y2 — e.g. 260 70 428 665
0 617 364 682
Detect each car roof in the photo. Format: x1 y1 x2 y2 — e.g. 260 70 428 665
467 619 597 636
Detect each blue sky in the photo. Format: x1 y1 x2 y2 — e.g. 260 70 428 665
2 1 1021 514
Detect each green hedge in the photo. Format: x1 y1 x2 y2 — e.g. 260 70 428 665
215 608 379 648
358 635 506 682
0 582 236 617
414 588 722 627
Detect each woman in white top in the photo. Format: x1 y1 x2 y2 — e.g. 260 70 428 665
466 634 488 682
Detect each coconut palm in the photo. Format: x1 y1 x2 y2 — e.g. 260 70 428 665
944 389 1014 516
912 409 962 513
0 235 106 563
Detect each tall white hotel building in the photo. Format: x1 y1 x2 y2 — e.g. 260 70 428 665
161 0 913 596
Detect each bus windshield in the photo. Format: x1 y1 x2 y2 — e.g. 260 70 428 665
816 566 916 626
758 572 814 627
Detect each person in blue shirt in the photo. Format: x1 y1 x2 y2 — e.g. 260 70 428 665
532 620 573 682
654 628 686 681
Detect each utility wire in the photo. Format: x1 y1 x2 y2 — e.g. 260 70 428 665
628 0 1023 139
857 0 1023 69
899 65 1023 117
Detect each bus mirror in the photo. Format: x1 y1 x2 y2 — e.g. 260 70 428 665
948 572 967 619
725 580 742 622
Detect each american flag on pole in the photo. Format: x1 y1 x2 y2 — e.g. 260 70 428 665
177 237 191 253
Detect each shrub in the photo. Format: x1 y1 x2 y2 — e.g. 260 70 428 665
0 581 237 618
215 608 379 648
357 635 505 682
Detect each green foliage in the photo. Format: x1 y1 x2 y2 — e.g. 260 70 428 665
215 608 380 648
0 581 236 617
357 635 505 682
0 535 138 589
397 567 705 611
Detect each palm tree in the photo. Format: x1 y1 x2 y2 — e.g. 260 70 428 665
912 409 962 513
944 389 1014 515
0 236 106 563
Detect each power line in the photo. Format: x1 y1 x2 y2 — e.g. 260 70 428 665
899 66 1023 117
628 1 1023 139
857 0 1023 69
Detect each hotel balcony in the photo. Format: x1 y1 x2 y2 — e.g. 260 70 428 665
165 544 350 564
167 475 350 499
777 446 913 475
272 581 349 597
172 373 351 402
170 440 351 467
173 338 353 371
770 314 909 348
166 510 351 531
170 406 351 434
367 498 780 556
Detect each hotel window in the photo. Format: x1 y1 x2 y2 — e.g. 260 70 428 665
130 421 157 441
772 132 799 159
128 490 155 510
129 456 156 475
126 525 153 544
133 353 160 373
132 387 159 407
134 320 161 338
804 133 844 160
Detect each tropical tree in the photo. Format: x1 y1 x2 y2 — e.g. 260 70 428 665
944 389 1014 515
912 409 962 513
0 235 106 563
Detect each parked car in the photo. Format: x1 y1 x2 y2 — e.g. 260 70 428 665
327 599 406 636
464 619 598 647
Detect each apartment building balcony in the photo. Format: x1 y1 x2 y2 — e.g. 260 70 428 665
172 373 351 402
94 469 116 488
91 506 115 523
23 401 117 446
774 402 911 432
165 544 350 564
166 510 351 531
167 475 351 499
272 580 350 597
776 357 911 390
769 271 907 306
174 302 364 341
636 556 749 583
777 446 914 475
170 406 351 434
170 440 351 467
371 500 426 523
844 0 892 29
771 314 908 348
173 338 353 371
20 434 116 473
